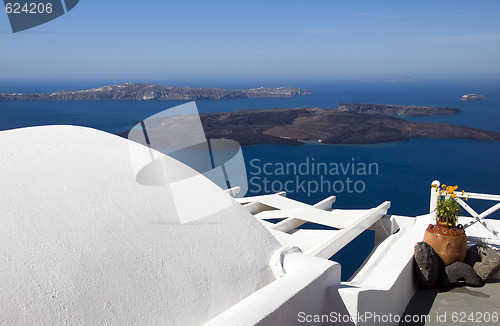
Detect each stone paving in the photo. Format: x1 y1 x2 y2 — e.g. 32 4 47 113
400 281 500 326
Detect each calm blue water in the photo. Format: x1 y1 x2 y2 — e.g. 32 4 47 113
1 80 499 279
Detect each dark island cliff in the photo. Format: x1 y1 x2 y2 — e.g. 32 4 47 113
199 107 500 146
0 83 311 101
338 102 461 116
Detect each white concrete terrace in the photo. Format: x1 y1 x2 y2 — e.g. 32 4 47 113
1 125 499 326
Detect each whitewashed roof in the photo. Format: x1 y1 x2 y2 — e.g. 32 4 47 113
0 126 281 325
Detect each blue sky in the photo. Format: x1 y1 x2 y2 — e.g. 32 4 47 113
1 0 500 83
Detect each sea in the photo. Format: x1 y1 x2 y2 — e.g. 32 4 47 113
1 79 499 280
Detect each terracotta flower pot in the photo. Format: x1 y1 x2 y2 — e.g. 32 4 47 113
423 223 467 266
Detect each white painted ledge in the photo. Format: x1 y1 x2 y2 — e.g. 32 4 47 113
205 252 342 326
338 215 428 326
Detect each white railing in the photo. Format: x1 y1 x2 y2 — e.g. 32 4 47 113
429 180 500 240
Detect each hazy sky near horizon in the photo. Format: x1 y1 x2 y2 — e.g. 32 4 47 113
1 0 500 82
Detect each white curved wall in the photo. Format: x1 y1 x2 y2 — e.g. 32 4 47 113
0 126 281 325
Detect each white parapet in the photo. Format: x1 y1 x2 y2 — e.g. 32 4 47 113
338 214 428 326
205 249 343 325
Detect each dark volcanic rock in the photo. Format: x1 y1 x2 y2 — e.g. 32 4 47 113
465 244 500 281
200 107 500 146
200 108 310 146
414 242 440 289
119 107 500 146
440 262 482 288
338 102 461 116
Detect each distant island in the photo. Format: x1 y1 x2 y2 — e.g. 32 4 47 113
198 107 500 146
120 105 500 145
0 83 311 101
460 94 485 101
